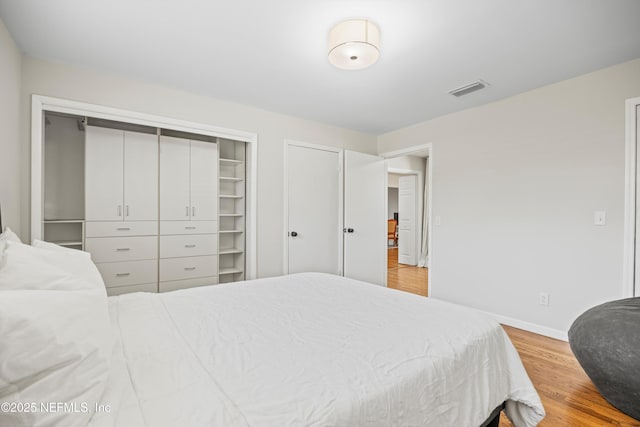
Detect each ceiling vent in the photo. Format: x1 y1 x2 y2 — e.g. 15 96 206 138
449 80 488 97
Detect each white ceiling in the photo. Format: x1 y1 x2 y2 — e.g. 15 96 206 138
1 0 639 134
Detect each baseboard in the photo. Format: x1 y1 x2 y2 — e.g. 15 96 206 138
481 310 569 342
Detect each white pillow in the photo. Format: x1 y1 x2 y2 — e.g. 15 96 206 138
0 290 112 427
0 241 105 295
0 227 22 244
0 227 22 263
31 240 105 292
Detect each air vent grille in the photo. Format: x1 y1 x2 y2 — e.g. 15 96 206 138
449 80 488 97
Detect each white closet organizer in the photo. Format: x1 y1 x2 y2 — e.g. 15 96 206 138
84 125 159 296
218 138 246 283
37 112 247 296
159 135 218 292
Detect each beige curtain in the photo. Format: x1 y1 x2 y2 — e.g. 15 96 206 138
417 157 429 267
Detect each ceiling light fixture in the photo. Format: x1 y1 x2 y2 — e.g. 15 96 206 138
328 19 380 70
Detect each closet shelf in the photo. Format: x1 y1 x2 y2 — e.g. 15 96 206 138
43 219 84 223
219 230 243 234
50 241 83 247
219 213 244 217
219 176 243 182
219 158 243 165
219 268 243 275
219 195 243 199
219 249 243 255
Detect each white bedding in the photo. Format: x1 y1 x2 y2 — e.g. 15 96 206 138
91 273 544 427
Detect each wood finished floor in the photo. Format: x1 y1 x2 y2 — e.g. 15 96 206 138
386 250 639 426
387 247 428 296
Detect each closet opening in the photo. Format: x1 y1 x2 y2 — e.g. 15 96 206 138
32 95 257 295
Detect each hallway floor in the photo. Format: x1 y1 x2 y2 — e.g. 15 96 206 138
387 247 428 296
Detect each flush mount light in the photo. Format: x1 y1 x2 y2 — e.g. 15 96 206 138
328 19 380 70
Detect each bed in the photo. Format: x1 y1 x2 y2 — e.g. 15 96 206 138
0 231 545 427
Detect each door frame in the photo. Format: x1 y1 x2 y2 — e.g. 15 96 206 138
379 143 433 296
31 94 259 279
387 169 421 266
622 96 640 297
282 140 344 275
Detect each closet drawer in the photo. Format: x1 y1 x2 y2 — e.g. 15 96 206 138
159 255 217 282
86 236 158 263
106 282 157 296
160 221 217 235
159 276 218 293
86 221 157 237
159 234 217 258
96 260 158 288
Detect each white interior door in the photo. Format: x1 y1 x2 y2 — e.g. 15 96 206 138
124 131 158 221
635 105 640 297
287 144 341 275
160 136 191 221
398 175 417 265
85 126 124 221
190 140 218 221
344 150 386 285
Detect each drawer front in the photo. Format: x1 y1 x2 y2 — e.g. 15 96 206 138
160 221 217 235
86 221 157 237
159 234 217 258
160 256 217 282
86 236 158 263
159 276 218 293
96 260 158 288
107 282 157 296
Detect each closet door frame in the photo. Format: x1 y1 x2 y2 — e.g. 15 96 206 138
283 139 344 276
30 95 258 280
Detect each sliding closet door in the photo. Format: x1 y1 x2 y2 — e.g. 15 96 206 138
190 140 218 221
159 136 191 221
123 131 158 221
287 144 341 275
85 126 124 221
343 150 386 286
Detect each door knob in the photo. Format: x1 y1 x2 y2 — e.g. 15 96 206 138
290 231 298 237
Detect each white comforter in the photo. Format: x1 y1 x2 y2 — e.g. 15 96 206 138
90 273 544 427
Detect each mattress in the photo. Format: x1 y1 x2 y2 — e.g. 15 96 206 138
90 273 545 427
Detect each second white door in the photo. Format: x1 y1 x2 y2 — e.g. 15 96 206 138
398 175 417 265
343 150 386 286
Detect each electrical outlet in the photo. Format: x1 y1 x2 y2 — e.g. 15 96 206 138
594 211 606 226
539 293 550 306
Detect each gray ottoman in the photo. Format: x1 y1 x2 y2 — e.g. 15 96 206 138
568 297 640 420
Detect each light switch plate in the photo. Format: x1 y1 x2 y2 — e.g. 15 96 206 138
594 211 606 226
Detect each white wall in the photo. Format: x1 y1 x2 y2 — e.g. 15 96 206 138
378 58 640 337
0 17 21 234
387 155 426 174
388 173 400 188
388 187 398 219
43 114 85 220
19 57 378 279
